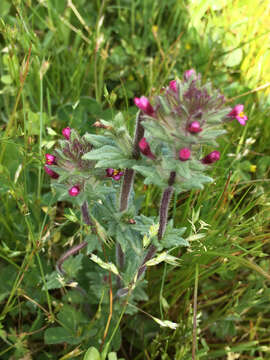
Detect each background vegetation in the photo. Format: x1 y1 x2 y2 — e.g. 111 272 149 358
0 0 269 359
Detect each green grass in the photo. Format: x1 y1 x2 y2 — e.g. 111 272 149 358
0 0 270 359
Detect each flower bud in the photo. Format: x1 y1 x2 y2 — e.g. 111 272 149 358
201 151 220 164
188 121 202 133
169 80 177 92
68 186 80 197
139 138 156 159
184 69 196 80
44 165 59 179
62 127 71 140
134 96 154 116
45 153 56 165
179 148 191 161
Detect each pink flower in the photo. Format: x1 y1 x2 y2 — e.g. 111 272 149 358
228 104 248 125
106 168 124 181
188 121 202 134
169 80 177 92
134 96 155 116
179 148 191 161
139 138 156 159
62 127 71 140
184 69 196 80
44 165 59 179
69 186 80 197
45 154 56 165
201 151 220 164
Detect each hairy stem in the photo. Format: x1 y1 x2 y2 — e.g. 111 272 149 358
137 244 157 280
116 243 125 288
119 111 144 212
56 201 92 276
117 112 145 284
158 171 176 240
56 242 87 276
81 200 95 227
119 168 135 212
137 172 176 280
132 111 145 160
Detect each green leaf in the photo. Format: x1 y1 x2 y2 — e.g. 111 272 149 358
116 226 127 252
142 120 171 143
224 48 243 67
44 327 81 345
108 353 118 360
90 254 120 276
133 165 166 188
43 271 65 290
62 254 84 278
146 251 180 266
84 347 101 360
82 145 133 168
161 226 188 248
84 134 114 147
151 316 179 330
82 146 122 160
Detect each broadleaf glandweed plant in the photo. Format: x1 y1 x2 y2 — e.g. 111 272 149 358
44 70 247 358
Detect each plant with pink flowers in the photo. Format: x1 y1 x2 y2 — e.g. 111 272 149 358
44 70 248 357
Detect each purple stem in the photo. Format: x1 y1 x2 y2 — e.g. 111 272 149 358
132 111 145 160
158 171 176 241
137 171 176 280
119 168 135 212
137 244 157 280
119 111 144 212
117 111 145 281
56 242 87 276
56 201 92 276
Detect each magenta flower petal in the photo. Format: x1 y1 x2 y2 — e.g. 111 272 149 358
106 169 124 181
184 69 196 80
201 151 220 164
228 104 247 125
106 168 114 177
134 96 154 116
62 127 71 140
169 80 177 92
188 121 202 133
112 172 124 181
179 148 191 161
139 138 156 159
44 165 59 179
69 186 80 197
45 153 56 165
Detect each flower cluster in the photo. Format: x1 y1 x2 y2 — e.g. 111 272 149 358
44 128 94 197
134 69 248 171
